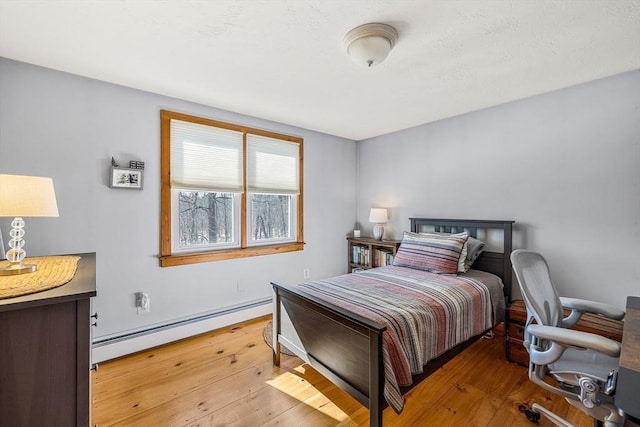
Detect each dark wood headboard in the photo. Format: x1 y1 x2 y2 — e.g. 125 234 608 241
409 218 515 302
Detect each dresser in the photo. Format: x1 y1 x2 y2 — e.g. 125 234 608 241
0 253 96 427
506 299 623 366
615 296 640 423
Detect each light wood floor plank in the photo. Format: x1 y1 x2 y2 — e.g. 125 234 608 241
92 317 593 427
94 316 268 385
101 358 299 427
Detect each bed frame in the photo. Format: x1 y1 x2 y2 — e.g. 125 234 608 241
271 218 514 426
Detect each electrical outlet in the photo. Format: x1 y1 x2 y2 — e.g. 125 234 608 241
135 292 150 314
303 268 310 279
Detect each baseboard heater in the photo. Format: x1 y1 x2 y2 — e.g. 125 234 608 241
92 297 272 363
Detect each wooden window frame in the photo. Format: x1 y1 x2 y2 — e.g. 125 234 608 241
159 110 304 267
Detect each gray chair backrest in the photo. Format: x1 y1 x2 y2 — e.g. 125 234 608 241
511 249 563 327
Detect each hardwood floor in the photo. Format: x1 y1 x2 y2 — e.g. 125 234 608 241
92 316 592 427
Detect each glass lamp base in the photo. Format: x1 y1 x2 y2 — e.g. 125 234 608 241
1 216 36 275
0 263 37 276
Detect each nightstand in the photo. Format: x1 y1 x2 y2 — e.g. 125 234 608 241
506 299 624 367
347 237 401 273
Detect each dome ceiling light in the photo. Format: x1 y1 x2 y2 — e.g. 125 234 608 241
344 23 398 68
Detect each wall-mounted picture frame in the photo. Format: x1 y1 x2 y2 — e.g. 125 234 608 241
110 166 144 190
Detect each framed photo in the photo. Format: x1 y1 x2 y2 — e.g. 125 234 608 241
110 167 144 190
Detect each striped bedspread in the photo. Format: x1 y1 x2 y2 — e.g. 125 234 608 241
298 265 504 413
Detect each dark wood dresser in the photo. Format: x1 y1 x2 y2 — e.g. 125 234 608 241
0 253 96 427
506 299 624 367
615 296 640 423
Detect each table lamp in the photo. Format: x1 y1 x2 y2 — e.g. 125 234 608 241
369 208 388 240
0 174 59 276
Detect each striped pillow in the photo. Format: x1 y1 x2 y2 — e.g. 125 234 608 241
418 232 469 272
393 231 469 274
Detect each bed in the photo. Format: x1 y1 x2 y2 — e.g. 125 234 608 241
271 218 514 426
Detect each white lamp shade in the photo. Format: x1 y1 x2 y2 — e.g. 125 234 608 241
369 208 388 223
0 174 59 217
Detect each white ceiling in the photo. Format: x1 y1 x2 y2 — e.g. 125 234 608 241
1 1 639 140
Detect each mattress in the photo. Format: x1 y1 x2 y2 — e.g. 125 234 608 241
298 265 505 412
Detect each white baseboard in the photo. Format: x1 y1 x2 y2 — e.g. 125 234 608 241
91 299 272 364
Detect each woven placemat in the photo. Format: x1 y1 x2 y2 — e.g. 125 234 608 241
0 256 81 299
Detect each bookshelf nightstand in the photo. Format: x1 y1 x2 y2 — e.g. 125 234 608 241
347 237 401 273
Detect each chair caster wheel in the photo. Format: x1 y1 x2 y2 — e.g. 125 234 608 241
525 409 540 423
518 404 540 423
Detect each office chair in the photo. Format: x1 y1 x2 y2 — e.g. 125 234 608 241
510 249 626 427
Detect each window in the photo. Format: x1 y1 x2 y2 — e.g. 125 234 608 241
160 110 303 267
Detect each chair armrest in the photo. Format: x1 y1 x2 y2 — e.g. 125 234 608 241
559 297 625 327
527 324 621 358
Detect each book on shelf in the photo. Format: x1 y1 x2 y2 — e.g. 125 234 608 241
374 248 395 267
352 245 370 266
352 245 360 264
352 244 394 268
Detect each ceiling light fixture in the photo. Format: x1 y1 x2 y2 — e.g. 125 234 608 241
344 23 398 68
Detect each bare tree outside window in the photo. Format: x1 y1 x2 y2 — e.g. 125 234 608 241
250 194 292 241
178 191 234 248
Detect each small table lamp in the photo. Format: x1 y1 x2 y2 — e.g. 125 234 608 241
0 174 59 276
369 208 388 241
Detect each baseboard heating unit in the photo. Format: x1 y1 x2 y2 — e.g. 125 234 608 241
92 297 271 363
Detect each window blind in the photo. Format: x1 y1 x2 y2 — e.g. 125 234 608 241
247 134 300 194
170 119 243 192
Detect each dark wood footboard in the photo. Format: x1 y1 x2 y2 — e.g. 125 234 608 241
271 218 514 426
272 281 386 427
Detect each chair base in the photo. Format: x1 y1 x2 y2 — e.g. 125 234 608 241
518 401 624 427
519 403 573 427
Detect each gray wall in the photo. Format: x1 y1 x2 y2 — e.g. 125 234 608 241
357 70 640 308
0 58 357 338
2 55 637 339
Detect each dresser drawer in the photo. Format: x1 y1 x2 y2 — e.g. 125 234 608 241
508 300 623 342
506 300 528 366
508 322 525 342
507 337 529 367
508 300 528 324
574 313 623 341
506 300 624 367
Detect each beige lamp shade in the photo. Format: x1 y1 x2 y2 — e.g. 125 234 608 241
369 208 388 240
0 174 59 217
368 208 388 224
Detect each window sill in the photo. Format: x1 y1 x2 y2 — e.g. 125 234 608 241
159 242 304 267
